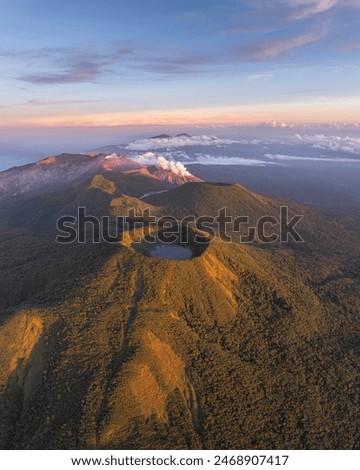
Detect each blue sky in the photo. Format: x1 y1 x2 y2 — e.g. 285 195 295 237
0 0 360 126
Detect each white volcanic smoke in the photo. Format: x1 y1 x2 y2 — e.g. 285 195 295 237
104 153 119 159
128 151 192 176
156 156 191 176
130 152 192 176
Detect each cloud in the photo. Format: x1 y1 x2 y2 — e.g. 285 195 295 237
20 61 102 85
257 121 295 128
193 155 274 166
236 31 323 61
0 49 16 58
17 46 134 85
126 135 237 151
295 134 360 154
283 0 360 20
265 153 360 162
21 99 99 106
128 143 281 169
325 123 360 130
140 62 200 75
284 0 338 20
142 23 327 70
139 50 222 75
133 151 158 164
343 42 360 51
247 73 274 82
218 0 353 35
7 0 357 86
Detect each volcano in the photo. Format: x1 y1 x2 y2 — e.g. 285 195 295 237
0 153 359 450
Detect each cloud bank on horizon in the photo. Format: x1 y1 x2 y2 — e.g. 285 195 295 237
1 128 360 173
126 135 237 151
295 134 360 154
119 131 360 170
0 0 359 126
125 132 360 154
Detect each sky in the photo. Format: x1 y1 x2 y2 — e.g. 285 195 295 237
0 0 360 127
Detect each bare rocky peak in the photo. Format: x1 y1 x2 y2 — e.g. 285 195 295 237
0 153 141 200
147 165 202 185
0 152 201 201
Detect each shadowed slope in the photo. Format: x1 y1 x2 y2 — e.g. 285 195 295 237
145 182 274 218
0 228 359 449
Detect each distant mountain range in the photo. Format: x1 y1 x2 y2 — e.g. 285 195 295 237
0 152 201 202
150 133 191 139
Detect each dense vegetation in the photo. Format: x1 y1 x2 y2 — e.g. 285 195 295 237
0 171 359 449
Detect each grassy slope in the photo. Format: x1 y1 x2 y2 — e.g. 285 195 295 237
0 170 174 232
0 180 359 449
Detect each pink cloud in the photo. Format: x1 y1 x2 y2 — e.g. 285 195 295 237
236 31 323 61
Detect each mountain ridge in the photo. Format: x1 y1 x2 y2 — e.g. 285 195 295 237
0 153 359 450
0 152 201 203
